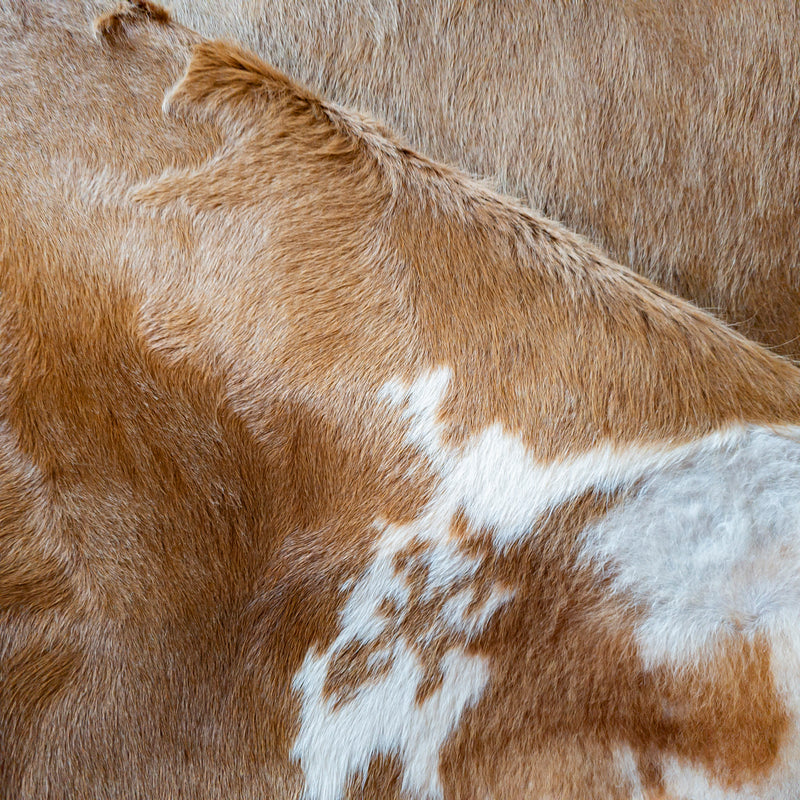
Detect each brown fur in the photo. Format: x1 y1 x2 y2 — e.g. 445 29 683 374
94 0 170 37
440 499 789 797
171 0 800 358
2 2 800 797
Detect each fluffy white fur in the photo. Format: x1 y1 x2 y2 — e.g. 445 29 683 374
293 372 800 799
580 427 800 668
380 369 770 549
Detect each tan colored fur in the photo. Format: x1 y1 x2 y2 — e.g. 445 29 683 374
170 0 800 358
2 2 800 798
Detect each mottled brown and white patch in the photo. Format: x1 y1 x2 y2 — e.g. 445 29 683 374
2 3 800 799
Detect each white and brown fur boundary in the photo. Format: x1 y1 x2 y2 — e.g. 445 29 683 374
2 2 800 798
169 0 800 359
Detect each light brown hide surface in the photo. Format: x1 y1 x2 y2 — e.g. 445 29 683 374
1 2 800 798
171 0 800 358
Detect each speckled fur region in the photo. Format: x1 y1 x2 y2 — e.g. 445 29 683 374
2 2 800 798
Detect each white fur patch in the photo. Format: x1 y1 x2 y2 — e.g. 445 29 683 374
291 517 496 800
379 369 762 550
579 427 800 668
578 426 800 797
293 638 487 800
659 750 800 800
292 369 800 799
291 370 513 799
613 745 647 800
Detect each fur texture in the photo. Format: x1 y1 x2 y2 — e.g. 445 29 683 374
170 0 800 358
3 2 800 798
